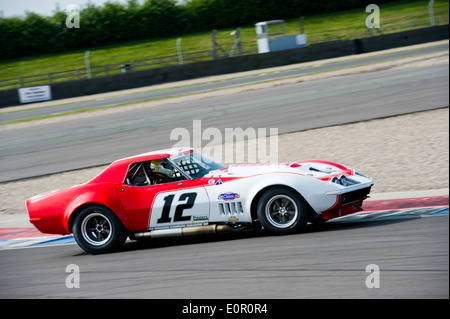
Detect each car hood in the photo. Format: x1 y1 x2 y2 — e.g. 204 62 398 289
206 161 352 180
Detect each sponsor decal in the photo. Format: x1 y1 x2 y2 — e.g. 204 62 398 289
228 217 239 222
193 215 209 221
218 192 240 201
208 176 223 185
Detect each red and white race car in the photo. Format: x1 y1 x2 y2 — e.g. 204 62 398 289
26 148 373 254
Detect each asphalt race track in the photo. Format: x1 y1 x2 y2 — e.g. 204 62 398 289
0 212 448 299
0 63 448 182
1 42 447 124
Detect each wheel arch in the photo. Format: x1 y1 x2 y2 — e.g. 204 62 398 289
249 184 316 223
62 184 136 234
67 203 115 233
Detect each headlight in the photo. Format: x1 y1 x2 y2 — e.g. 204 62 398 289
331 175 359 186
339 175 350 186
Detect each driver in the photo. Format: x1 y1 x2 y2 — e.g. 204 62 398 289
149 159 174 184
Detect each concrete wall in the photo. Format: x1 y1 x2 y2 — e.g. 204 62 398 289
1 24 448 108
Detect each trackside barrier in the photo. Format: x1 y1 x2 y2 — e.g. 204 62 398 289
0 50 214 91
0 25 448 108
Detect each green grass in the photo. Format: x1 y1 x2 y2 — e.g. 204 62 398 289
0 0 448 89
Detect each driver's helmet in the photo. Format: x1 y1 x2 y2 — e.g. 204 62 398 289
150 159 173 177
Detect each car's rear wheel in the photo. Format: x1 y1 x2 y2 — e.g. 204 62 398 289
257 188 308 234
73 205 127 254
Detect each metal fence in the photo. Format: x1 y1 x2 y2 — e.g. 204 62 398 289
0 50 214 90
0 25 258 91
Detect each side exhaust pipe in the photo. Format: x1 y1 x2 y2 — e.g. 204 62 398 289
134 224 231 239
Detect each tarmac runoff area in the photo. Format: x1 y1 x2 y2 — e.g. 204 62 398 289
0 40 448 232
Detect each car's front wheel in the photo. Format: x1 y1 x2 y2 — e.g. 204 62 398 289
257 188 308 234
72 205 127 254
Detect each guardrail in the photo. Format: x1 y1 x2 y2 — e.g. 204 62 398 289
0 50 213 90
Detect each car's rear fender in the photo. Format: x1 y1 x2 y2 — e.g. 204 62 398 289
63 183 136 234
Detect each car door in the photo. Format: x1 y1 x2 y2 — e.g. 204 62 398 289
116 179 210 232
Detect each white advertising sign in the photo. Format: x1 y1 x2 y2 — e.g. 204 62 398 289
18 85 52 103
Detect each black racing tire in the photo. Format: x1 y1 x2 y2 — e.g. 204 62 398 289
256 188 308 235
72 205 127 254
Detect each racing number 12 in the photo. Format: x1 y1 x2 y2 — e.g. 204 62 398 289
157 192 197 223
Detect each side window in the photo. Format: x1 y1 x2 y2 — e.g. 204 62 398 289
125 159 186 186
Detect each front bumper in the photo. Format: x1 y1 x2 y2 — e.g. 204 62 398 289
322 184 373 220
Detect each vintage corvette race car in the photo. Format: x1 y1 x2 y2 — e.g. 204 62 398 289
26 148 373 254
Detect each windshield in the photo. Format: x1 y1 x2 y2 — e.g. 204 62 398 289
171 150 227 179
